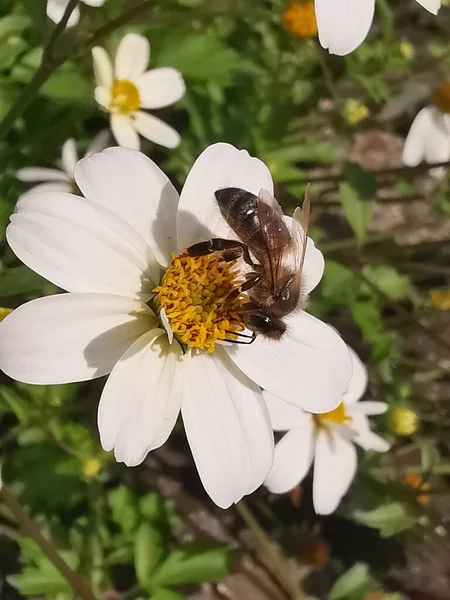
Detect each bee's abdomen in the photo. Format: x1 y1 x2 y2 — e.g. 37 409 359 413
215 187 265 247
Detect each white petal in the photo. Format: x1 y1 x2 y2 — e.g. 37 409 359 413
181 348 273 509
19 182 72 195
344 346 368 404
0 293 154 384
115 33 150 80
177 143 274 251
91 47 113 89
264 391 310 431
313 429 357 514
94 86 110 109
316 0 375 56
7 192 158 296
353 429 390 452
98 329 182 466
110 114 140 150
16 167 67 182
415 0 441 14
424 111 450 164
83 0 106 6
302 237 325 294
46 0 80 26
403 106 435 166
74 147 179 267
61 139 78 177
348 401 388 416
227 312 352 413
265 425 315 494
137 68 186 109
133 111 180 149
85 129 110 156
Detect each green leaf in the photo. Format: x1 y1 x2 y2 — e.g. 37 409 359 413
340 162 376 245
0 15 30 41
153 541 232 587
8 569 70 595
41 69 91 103
21 0 47 42
108 486 139 533
352 502 417 537
320 260 356 302
134 522 165 586
361 266 413 301
139 492 166 523
151 589 184 600
0 266 55 297
420 443 439 475
329 563 372 600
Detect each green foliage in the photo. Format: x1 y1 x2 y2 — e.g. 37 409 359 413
340 162 376 245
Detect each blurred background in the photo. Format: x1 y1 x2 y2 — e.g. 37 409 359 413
0 1 449 599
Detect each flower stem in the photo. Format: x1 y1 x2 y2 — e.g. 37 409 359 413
236 501 306 600
0 0 153 142
0 485 97 600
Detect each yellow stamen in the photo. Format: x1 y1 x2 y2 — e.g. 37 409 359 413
433 81 450 114
282 2 318 38
110 79 141 114
315 402 353 427
154 252 245 353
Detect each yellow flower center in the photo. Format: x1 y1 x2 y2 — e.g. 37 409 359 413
314 402 353 427
110 79 141 114
388 406 418 436
83 458 101 478
154 252 245 353
433 81 450 114
282 2 318 38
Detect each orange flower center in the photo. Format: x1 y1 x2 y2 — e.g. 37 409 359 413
282 2 318 38
403 472 430 505
110 79 141 114
314 402 353 427
433 81 450 114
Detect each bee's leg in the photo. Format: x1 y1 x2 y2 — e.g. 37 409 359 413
223 330 257 344
225 273 262 304
186 238 256 267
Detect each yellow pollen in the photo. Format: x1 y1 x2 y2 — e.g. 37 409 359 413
282 2 318 38
315 402 353 427
110 79 141 114
433 81 450 114
154 252 245 353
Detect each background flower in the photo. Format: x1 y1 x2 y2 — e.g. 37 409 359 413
47 0 107 28
265 346 390 514
92 33 186 150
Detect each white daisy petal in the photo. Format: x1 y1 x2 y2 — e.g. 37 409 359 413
83 0 107 6
98 329 182 466
227 312 352 413
0 293 154 384
345 347 368 404
177 143 274 251
316 0 375 56
91 46 113 89
61 139 78 177
7 192 158 296
264 391 310 431
181 348 273 508
94 86 110 109
115 33 150 80
85 129 110 156
137 68 186 109
110 114 140 150
133 111 180 149
20 182 72 195
16 167 68 182
349 401 388 416
403 106 435 167
313 429 357 514
424 110 450 164
302 237 325 294
415 0 441 14
265 424 315 494
74 147 179 267
47 0 80 27
353 429 390 452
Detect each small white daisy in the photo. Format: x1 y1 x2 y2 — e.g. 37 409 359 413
92 33 185 151
403 82 450 179
316 0 440 56
47 0 107 28
16 131 110 195
265 345 390 514
0 143 351 508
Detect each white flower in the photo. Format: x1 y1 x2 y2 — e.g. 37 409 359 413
403 106 450 179
16 131 110 195
47 0 107 28
265 346 389 514
0 143 351 508
316 0 440 56
92 33 185 151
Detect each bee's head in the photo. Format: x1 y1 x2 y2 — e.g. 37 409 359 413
245 312 286 340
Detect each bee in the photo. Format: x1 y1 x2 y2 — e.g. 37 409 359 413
186 186 311 341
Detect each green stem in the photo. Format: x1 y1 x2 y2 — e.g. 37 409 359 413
236 501 306 600
0 0 153 141
0 485 97 600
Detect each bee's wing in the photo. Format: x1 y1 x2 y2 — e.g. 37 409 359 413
292 185 311 274
258 188 292 284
